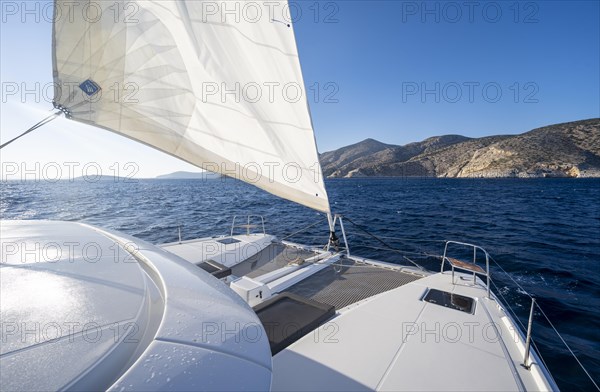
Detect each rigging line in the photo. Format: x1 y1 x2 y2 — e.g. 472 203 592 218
403 255 430 269
350 236 442 256
490 279 554 379
281 217 326 241
354 244 439 259
343 216 426 271
283 235 330 241
351 232 447 243
0 111 62 150
489 254 533 299
329 262 389 269
490 279 528 331
535 304 600 390
490 273 598 389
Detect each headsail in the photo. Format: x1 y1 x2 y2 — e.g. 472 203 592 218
52 0 330 213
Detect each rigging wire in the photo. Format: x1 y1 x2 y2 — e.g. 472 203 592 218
0 111 62 150
489 279 554 375
489 256 599 389
489 255 533 299
351 231 447 243
353 243 440 259
342 216 427 271
281 216 327 241
490 279 557 385
536 303 599 390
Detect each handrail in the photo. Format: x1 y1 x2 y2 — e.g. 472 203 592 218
440 240 491 298
230 215 266 236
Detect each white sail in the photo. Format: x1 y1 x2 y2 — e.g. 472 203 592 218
52 0 330 212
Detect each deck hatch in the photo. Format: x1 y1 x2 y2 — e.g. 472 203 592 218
423 289 475 314
216 238 241 245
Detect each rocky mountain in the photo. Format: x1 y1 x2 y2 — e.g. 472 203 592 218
320 119 600 178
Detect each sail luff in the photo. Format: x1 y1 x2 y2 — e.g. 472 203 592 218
288 12 332 215
52 0 330 213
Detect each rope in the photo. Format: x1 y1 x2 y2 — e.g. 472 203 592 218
343 216 426 271
0 111 62 149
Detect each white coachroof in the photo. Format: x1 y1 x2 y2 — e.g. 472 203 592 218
0 220 272 391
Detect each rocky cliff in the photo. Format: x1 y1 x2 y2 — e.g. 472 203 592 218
320 119 600 178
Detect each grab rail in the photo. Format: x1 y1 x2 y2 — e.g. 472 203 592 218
230 215 266 236
440 240 491 298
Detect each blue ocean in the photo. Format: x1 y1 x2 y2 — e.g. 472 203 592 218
2 177 599 389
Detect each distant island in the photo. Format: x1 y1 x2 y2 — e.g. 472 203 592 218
320 119 600 178
72 175 132 182
156 171 221 180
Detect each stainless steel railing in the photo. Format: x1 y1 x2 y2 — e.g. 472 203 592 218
230 215 266 236
440 240 491 298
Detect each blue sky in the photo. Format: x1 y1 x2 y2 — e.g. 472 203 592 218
1 1 599 178
294 1 599 145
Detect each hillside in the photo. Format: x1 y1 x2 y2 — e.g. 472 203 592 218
320 119 600 178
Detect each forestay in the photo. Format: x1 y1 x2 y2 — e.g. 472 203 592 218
52 0 330 212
